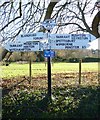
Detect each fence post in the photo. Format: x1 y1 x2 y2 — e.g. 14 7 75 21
29 59 32 84
79 59 82 85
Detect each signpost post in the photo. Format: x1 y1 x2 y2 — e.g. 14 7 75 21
41 19 56 98
44 49 55 97
47 53 51 97
2 19 96 98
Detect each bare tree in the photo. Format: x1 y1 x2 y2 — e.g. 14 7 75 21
0 0 99 60
52 0 99 36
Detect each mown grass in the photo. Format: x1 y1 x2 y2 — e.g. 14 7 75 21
0 62 98 78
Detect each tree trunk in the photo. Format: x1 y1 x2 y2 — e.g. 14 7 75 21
92 11 100 38
0 48 8 61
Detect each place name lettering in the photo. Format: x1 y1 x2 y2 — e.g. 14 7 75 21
24 42 38 45
21 33 36 37
24 46 35 48
10 44 22 47
71 34 88 40
56 43 73 46
33 37 43 40
82 46 86 48
23 42 39 48
56 35 70 38
9 48 25 51
65 46 79 49
56 40 75 42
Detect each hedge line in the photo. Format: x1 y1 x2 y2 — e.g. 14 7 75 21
67 57 100 63
53 57 100 62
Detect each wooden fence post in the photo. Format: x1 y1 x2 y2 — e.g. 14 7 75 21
29 59 32 84
79 59 82 85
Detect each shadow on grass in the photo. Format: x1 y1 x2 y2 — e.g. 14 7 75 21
2 85 100 120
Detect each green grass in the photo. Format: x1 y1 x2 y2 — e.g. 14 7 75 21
0 62 98 78
1 62 99 119
52 62 98 72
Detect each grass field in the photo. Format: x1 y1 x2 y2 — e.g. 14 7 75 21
1 62 98 78
1 62 99 119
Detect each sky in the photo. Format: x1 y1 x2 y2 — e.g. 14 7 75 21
88 38 100 50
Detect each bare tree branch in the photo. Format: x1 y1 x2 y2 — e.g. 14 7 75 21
0 1 9 8
0 1 22 32
77 1 92 33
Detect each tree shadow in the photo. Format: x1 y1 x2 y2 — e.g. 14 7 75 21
57 86 100 119
2 92 52 120
2 85 100 120
71 86 99 119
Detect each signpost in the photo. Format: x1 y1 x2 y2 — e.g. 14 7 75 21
41 19 56 30
2 19 97 99
44 50 55 98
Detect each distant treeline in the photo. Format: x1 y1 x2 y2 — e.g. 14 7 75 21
4 57 100 63
68 57 100 62
1 49 99 63
53 57 100 62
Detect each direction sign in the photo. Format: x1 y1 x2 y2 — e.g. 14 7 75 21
49 34 96 50
41 19 56 30
49 34 96 41
16 32 47 42
4 41 43 52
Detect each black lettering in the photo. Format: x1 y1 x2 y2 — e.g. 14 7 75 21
56 40 75 42
33 37 43 40
10 44 22 47
24 46 29 48
56 35 70 38
65 46 79 49
71 34 89 40
82 46 86 48
31 46 35 48
21 33 36 37
33 43 38 45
